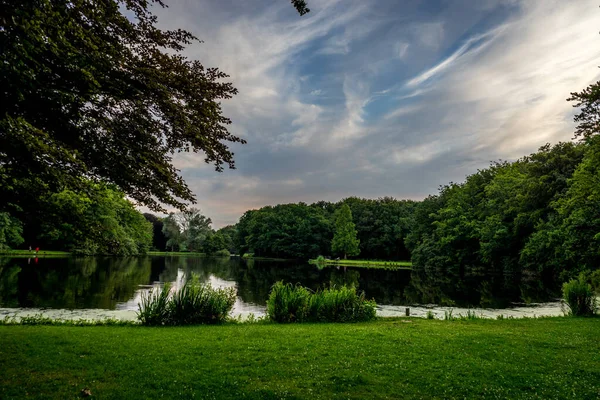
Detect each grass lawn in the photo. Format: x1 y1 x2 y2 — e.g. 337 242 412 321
311 259 412 269
0 250 70 258
1 318 598 399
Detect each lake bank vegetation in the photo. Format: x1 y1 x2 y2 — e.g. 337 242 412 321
1 318 599 399
310 257 412 270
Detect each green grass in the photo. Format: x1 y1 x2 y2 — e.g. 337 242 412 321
310 258 412 270
0 250 71 258
1 318 599 399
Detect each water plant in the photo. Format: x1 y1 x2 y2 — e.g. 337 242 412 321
137 278 236 326
266 281 376 323
444 309 454 321
562 275 597 316
137 283 172 326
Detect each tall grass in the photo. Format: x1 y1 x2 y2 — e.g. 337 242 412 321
137 283 172 326
137 278 236 326
266 282 377 323
562 275 597 317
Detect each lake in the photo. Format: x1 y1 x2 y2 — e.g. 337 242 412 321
0 256 564 321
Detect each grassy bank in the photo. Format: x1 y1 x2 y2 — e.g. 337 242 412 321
1 318 599 399
310 258 412 269
0 250 70 258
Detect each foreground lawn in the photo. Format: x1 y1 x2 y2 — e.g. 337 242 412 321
1 318 599 399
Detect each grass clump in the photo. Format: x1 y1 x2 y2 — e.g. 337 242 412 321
212 249 231 257
266 281 376 323
562 274 597 316
137 278 236 326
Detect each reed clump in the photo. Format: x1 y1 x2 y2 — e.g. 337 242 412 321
562 275 597 317
266 281 376 323
137 277 236 326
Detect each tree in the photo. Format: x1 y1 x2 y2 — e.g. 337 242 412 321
162 208 212 252
0 212 23 250
568 82 600 139
331 204 360 259
143 214 168 251
1 1 308 213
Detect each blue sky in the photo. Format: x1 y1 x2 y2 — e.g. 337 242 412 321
153 0 600 228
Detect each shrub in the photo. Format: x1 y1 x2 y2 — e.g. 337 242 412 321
137 283 172 326
266 281 377 323
137 279 236 326
213 249 231 257
562 275 597 316
266 282 310 323
426 310 435 319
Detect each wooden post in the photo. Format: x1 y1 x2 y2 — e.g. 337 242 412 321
405 308 410 317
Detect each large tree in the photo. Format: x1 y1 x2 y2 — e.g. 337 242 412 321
331 204 360 259
0 0 307 213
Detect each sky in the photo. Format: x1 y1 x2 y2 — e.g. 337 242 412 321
152 0 600 228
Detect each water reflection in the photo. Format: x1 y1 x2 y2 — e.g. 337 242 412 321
0 256 560 314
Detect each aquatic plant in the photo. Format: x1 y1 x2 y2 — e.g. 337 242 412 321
137 283 172 326
266 281 376 323
266 282 310 323
562 275 597 316
137 279 236 326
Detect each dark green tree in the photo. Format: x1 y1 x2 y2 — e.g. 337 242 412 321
0 213 24 250
331 204 360 259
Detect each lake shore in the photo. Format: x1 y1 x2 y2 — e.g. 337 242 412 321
310 258 412 269
1 318 598 399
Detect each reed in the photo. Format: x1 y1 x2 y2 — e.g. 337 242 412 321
562 275 597 317
137 278 236 326
266 281 376 323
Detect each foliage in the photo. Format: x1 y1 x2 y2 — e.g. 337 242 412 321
406 141 590 305
236 203 332 259
137 284 172 326
0 212 23 250
568 80 600 139
137 279 236 326
213 249 231 257
0 0 246 212
562 275 597 317
266 281 376 323
162 208 213 252
331 204 360 259
143 214 168 251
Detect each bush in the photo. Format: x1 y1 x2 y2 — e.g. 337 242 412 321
562 275 597 316
266 281 377 323
213 249 231 257
266 282 310 323
137 278 236 326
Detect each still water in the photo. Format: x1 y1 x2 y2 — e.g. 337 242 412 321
0 256 564 320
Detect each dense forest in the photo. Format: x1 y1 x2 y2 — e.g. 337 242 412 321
2 137 600 289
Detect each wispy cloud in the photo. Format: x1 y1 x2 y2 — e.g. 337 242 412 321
150 0 600 228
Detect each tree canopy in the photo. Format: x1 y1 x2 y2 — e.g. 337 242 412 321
331 204 360 259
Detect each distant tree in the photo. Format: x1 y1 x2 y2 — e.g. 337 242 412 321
34 182 152 255
143 214 168 251
162 215 183 252
331 204 360 259
0 212 24 250
217 225 239 254
162 208 212 252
